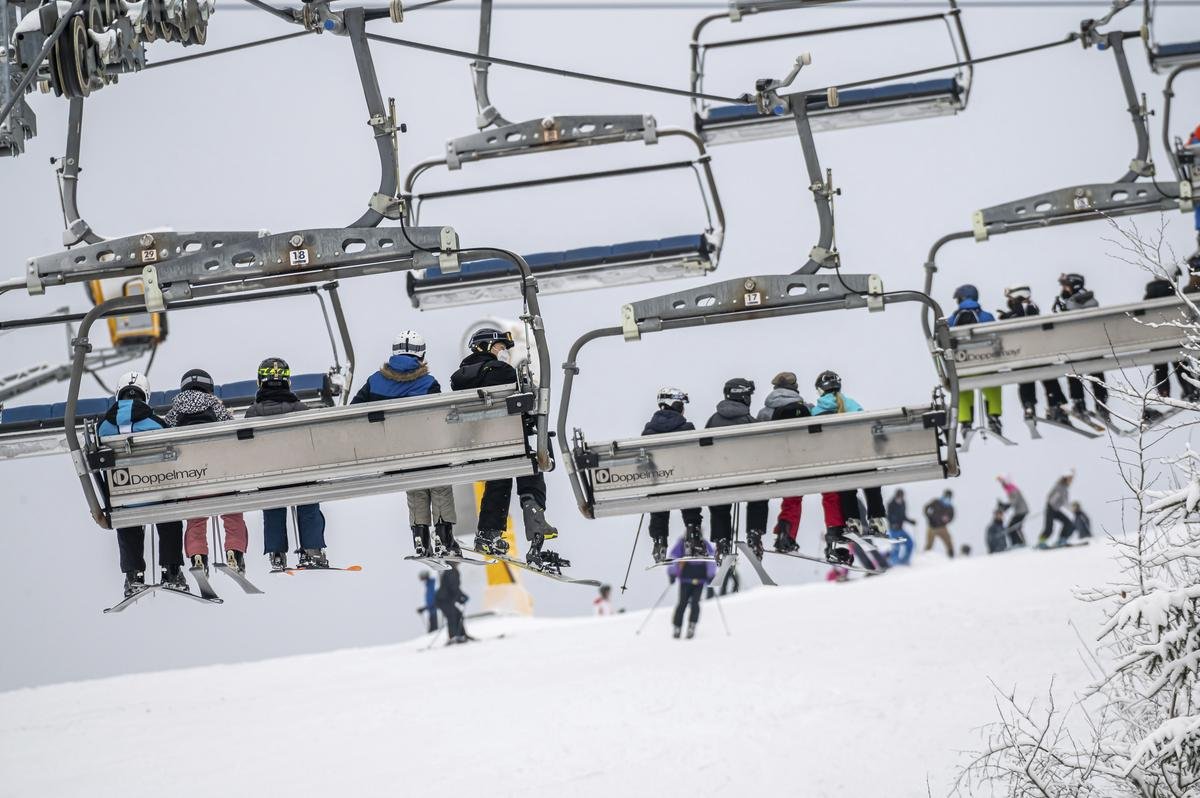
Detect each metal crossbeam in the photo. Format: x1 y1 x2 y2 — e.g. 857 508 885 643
446 114 657 169
972 182 1182 240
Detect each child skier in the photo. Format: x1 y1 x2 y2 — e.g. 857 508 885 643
667 535 717 639
352 330 459 558
163 368 249 574
996 475 1028 547
1070 501 1092 541
99 372 187 596
985 508 1009 554
761 371 810 555
996 285 1070 424
810 370 888 564
450 328 561 570
948 284 1003 435
246 357 329 570
1053 274 1109 422
641 387 704 562
704 378 769 557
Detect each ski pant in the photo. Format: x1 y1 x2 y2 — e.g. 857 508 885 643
649 507 702 540
1018 380 1067 408
1067 373 1108 408
1040 506 1074 543
1154 361 1197 398
838 488 885 526
708 500 768 543
407 486 457 527
774 496 803 539
117 522 184 574
436 597 464 639
888 528 914 565
673 581 704 628
262 504 326 554
184 514 248 558
478 473 546 537
959 386 1002 422
819 492 845 529
1008 512 1027 546
423 605 438 634
925 525 954 557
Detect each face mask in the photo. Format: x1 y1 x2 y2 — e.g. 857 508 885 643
496 348 512 364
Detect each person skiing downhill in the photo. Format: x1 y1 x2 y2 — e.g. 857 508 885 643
810 370 888 565
948 284 1003 436
1038 473 1075 548
163 368 250 575
704 378 769 558
996 285 1071 425
761 372 811 555
435 563 470 644
996 475 1028 547
667 535 717 639
641 387 705 562
450 328 562 571
886 488 915 565
246 357 329 571
1053 274 1110 422
352 330 460 559
417 570 438 633
98 372 187 596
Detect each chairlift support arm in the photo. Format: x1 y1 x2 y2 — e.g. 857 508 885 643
470 0 510 130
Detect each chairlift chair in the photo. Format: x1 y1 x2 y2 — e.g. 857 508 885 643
689 0 973 145
1143 0 1200 74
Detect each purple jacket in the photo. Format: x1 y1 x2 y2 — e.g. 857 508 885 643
667 538 717 584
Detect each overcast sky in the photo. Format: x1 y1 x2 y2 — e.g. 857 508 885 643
1 0 1197 690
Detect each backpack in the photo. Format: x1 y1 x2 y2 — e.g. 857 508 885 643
952 307 980 326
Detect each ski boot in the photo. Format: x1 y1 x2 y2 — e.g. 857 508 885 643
225 549 246 574
433 522 461 558
714 537 732 559
1183 389 1200 404
411 524 432 558
473 529 510 556
824 527 853 565
987 415 1003 436
298 548 330 569
685 622 696 640
1071 399 1090 420
773 521 799 553
268 552 288 572
746 529 765 559
123 570 146 598
1142 407 1165 427
1094 405 1111 425
684 523 706 557
526 532 569 574
1022 402 1036 422
189 553 209 576
520 496 558 542
959 416 973 434
1046 403 1071 425
650 533 669 563
161 565 190 592
867 517 889 538
672 626 682 640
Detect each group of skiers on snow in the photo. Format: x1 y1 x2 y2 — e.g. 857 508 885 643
985 472 1091 553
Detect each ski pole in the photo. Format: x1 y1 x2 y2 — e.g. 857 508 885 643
423 624 444 651
619 514 645 594
636 582 671 636
711 590 731 637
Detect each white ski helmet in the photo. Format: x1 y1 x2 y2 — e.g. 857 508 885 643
656 387 689 408
392 330 426 360
1003 284 1032 301
115 371 150 402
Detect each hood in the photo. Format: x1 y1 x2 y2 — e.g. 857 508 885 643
170 389 223 414
382 355 429 382
763 387 803 409
644 408 691 434
715 399 752 421
1072 289 1095 304
956 298 983 311
254 385 301 405
104 398 154 424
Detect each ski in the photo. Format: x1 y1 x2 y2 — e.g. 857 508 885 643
213 563 265 595
762 548 877 574
1037 539 1091 550
404 554 496 570
404 555 451 571
103 584 158 614
961 426 1017 451
1114 407 1187 437
275 565 363 575
159 585 224 605
844 532 890 573
460 547 602 587
1068 409 1107 433
1023 416 1044 440
188 566 221 601
103 583 224 613
645 556 717 571
1035 415 1103 439
733 541 778 586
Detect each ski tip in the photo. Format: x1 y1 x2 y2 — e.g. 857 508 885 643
346 565 363 571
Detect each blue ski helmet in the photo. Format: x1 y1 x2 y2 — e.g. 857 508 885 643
952 284 979 303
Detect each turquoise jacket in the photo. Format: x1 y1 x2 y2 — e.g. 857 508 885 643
811 392 864 416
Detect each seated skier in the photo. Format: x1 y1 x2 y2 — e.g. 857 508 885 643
98 372 187 596
996 285 1071 425
163 368 249 575
760 372 810 555
641 387 704 562
450 328 562 571
352 330 460 559
246 357 329 570
1143 268 1200 425
949 284 1002 436
1052 273 1109 423
704 378 768 558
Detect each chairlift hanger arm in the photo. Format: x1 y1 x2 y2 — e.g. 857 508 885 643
470 0 511 129
346 7 401 227
57 97 105 247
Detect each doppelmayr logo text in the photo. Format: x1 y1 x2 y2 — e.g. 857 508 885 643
110 466 209 488
593 467 675 485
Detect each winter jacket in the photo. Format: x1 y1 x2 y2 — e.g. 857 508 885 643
756 387 806 422
948 299 995 327
986 520 1008 553
997 299 1041 321
1073 509 1092 537
886 496 914 530
98 399 168 437
771 399 812 421
642 408 694 436
435 567 467 604
811 392 864 416
593 597 614 616
351 354 441 404
999 479 1029 515
923 498 954 527
164 390 234 428
1145 279 1176 300
1046 477 1071 509
450 351 516 391
422 578 436 610
1054 290 1098 313
666 538 717 584
244 385 308 418
706 399 755 428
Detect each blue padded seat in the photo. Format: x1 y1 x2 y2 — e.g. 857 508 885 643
217 379 259 404
701 77 961 125
1158 41 1200 58
289 373 328 399
0 403 55 427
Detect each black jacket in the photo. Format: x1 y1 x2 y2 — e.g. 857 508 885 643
706 399 755 429
642 408 694 436
998 299 1041 321
450 351 516 391
887 496 914 529
435 567 467 604
771 401 812 421
245 386 307 418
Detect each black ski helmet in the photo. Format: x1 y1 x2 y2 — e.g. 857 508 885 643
257 356 291 389
1059 272 1086 296
952 284 979 303
180 368 215 394
723 378 755 405
814 370 841 395
468 327 515 353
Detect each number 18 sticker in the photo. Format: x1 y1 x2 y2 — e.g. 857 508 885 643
289 250 310 267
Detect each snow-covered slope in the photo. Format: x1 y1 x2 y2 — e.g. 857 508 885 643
0 543 1118 798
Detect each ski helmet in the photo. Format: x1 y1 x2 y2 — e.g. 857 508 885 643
115 371 150 402
468 327 514 353
1187 250 1200 274
656 386 689 409
392 330 426 360
256 356 291 389
179 368 215 394
952 284 979 303
723 378 755 405
1003 285 1031 302
814 370 841 396
1058 272 1086 295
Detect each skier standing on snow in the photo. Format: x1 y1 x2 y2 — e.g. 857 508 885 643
667 535 717 639
163 368 249 575
435 563 470 644
1070 501 1092 541
985 508 1009 554
760 372 811 555
99 372 187 596
704 378 769 558
1053 274 1110 423
450 328 562 570
995 476 1028 547
417 570 438 633
948 285 1003 436
1037 473 1075 548
594 584 614 616
246 357 329 571
352 331 460 559
922 490 956 558
886 488 915 565
641 387 704 562
996 285 1071 425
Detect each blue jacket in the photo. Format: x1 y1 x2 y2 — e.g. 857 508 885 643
351 355 441 404
423 578 437 609
97 399 167 436
948 299 995 327
811 392 864 416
